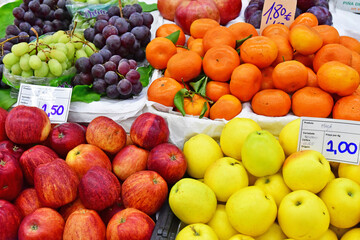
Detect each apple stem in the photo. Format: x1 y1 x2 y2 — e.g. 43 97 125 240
295 200 302 206
0 160 6 166
170 154 177 161
152 178 159 184
190 226 200 236
31 224 39 231
120 217 126 223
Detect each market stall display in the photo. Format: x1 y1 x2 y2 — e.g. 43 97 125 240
1 0 360 239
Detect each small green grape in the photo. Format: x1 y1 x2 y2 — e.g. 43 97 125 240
21 70 34 77
11 42 29 57
47 72 55 78
65 42 75 59
84 42 96 57
48 59 63 77
50 49 67 63
75 49 87 60
29 55 42 70
19 54 31 71
71 36 83 50
52 31 66 43
34 62 49 77
54 43 68 54
3 53 20 67
11 63 22 75
58 35 70 44
43 35 53 45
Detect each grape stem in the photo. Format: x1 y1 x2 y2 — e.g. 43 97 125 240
30 27 40 54
119 0 123 18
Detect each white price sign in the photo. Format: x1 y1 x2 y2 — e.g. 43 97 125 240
298 117 360 165
17 83 72 124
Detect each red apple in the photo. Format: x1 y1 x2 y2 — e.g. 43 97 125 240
0 152 23 201
130 113 170 150
122 170 168 216
0 140 25 160
174 0 220 35
157 0 185 21
34 159 79 208
0 200 23 240
15 188 43 217
58 198 86 222
86 116 127 155
19 145 59 186
18 207 65 240
0 107 8 141
66 144 112 179
112 145 149 181
106 208 155 240
63 209 106 240
213 0 242 25
78 166 121 211
49 122 86 158
5 105 51 145
98 196 125 225
147 143 187 185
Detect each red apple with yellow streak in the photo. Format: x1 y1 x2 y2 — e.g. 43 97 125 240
63 209 106 240
112 145 149 181
86 116 127 155
66 144 112 179
0 152 23 201
5 105 51 145
18 207 65 240
15 188 43 217
0 200 23 240
19 145 59 185
106 208 155 240
34 159 79 208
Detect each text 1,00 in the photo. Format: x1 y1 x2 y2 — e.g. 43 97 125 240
326 140 358 155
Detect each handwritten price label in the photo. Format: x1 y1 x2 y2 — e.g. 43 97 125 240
298 117 360 165
260 0 297 33
17 83 72 123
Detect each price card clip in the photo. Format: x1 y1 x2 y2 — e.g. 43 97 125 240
17 83 73 124
298 117 360 165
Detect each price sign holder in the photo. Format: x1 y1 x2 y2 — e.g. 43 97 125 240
298 117 360 165
17 83 72 124
260 0 297 34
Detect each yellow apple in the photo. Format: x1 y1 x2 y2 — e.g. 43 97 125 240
169 178 217 224
175 223 218 240
207 204 239 240
254 173 291 207
282 150 331 193
278 190 330 240
204 157 248 202
314 229 338 240
340 228 360 240
241 130 285 177
220 118 261 160
278 118 300 156
319 178 360 228
183 134 223 179
229 234 255 240
255 222 287 240
338 163 360 185
226 186 277 237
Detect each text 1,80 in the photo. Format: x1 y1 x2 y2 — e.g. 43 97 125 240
41 104 65 117
263 2 292 25
326 140 358 155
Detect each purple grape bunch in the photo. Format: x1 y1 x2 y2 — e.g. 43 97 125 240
244 0 333 28
73 53 143 100
83 4 154 62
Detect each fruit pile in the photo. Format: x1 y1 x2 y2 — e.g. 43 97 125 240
146 14 360 121
70 4 154 99
0 105 187 239
170 117 360 239
245 0 333 28
2 30 91 79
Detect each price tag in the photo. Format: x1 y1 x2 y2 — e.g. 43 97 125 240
17 83 72 124
260 0 297 34
298 117 360 165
